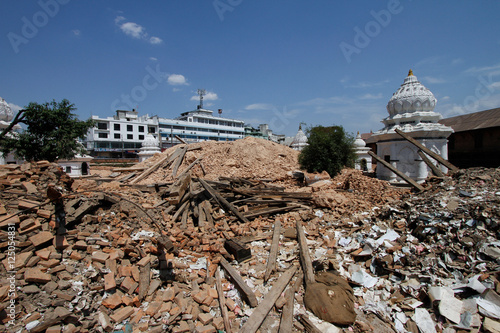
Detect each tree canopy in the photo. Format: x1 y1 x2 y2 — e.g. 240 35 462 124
0 99 95 162
298 125 356 178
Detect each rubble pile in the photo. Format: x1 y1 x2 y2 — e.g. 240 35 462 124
135 137 300 182
0 140 499 332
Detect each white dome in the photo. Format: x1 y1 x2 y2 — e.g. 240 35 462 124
141 133 160 149
386 70 437 116
0 97 13 122
353 132 366 148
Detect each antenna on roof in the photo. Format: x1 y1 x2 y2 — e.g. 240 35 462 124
197 89 206 109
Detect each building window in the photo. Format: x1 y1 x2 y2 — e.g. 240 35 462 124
98 133 108 138
127 125 133 132
65 166 71 173
127 134 133 140
474 132 483 149
114 134 121 139
114 123 120 130
97 122 108 130
148 126 156 133
139 126 145 132
139 135 144 140
384 155 391 163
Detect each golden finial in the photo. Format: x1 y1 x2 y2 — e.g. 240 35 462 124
408 69 414 76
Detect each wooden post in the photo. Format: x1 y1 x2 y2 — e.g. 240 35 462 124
239 265 298 333
219 256 258 307
199 178 250 224
296 219 315 286
216 266 232 333
368 151 425 192
394 128 459 173
172 144 188 178
417 150 444 177
278 272 303 333
264 219 281 283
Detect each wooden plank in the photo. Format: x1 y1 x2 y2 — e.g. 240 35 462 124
180 209 189 229
298 314 323 333
171 144 188 178
130 151 173 184
172 200 190 222
296 219 315 286
418 150 444 177
169 173 191 198
200 200 214 228
219 256 258 307
174 135 187 144
279 272 303 333
368 151 425 192
239 265 298 333
395 128 459 173
176 155 204 180
244 204 301 219
264 219 281 283
138 260 150 301
198 178 250 224
216 266 232 333
224 238 251 263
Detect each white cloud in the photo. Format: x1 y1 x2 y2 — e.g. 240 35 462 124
423 76 446 84
464 63 500 76
167 74 188 86
245 103 274 110
115 16 162 45
190 91 218 101
415 55 446 67
149 36 163 45
451 58 464 66
120 22 145 39
441 96 450 101
72 29 81 36
359 93 383 100
150 57 158 61
343 80 389 89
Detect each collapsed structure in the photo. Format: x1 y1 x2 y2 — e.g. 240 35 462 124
1 136 499 332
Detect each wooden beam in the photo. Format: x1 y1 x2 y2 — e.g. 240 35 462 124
296 219 315 286
239 265 298 333
216 266 232 333
298 314 323 333
264 219 281 283
394 128 459 173
130 148 179 184
198 178 250 224
176 155 204 180
219 256 258 307
278 272 303 333
171 144 188 178
418 150 444 178
368 151 425 192
174 135 187 144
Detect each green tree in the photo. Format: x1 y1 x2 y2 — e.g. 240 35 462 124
0 99 95 162
298 125 356 177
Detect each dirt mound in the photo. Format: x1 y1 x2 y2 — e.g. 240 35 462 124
137 137 300 183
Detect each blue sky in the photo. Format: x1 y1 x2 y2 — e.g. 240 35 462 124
1 1 499 137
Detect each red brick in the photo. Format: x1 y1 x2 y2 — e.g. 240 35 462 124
110 306 135 323
102 293 122 309
24 267 51 283
29 231 54 247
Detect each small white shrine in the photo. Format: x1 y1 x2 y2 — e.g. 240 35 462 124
290 125 308 151
58 155 93 177
372 70 453 183
353 132 372 172
138 133 161 162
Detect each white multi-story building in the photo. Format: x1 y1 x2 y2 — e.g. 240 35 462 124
159 107 245 146
85 109 159 159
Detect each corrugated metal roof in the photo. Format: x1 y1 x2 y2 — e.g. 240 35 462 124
439 108 500 132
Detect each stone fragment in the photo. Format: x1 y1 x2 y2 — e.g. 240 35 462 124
29 231 54 247
25 267 52 283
